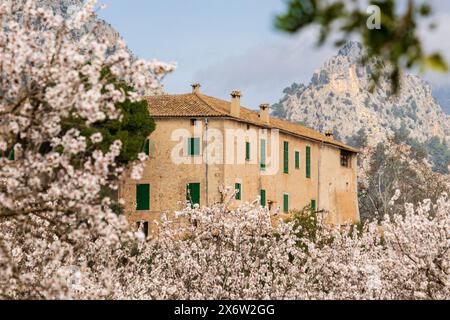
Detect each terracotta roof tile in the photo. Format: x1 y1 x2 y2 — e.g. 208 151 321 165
146 93 358 153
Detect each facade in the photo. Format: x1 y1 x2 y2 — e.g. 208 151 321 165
120 84 360 234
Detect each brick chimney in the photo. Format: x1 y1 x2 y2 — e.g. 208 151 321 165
230 90 241 117
259 104 270 124
191 83 201 94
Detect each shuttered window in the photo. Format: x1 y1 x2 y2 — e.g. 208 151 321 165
283 194 289 213
143 139 150 156
295 151 300 169
188 137 200 156
136 184 150 211
7 148 14 161
306 146 311 178
245 142 251 161
311 199 316 211
235 183 241 200
283 141 289 173
260 139 266 171
137 221 149 238
260 189 266 208
186 183 200 205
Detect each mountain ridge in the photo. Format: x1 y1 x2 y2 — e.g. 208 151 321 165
272 41 450 146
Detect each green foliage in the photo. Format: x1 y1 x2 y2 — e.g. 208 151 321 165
346 128 368 149
275 0 448 93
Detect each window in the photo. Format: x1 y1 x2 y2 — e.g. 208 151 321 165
235 183 241 200
306 146 311 178
7 149 14 161
245 142 251 161
186 183 200 205
136 184 150 211
311 199 316 212
283 194 289 213
340 150 352 168
260 139 266 170
136 221 149 238
142 139 150 156
188 137 200 156
295 151 300 169
260 189 266 208
283 141 289 173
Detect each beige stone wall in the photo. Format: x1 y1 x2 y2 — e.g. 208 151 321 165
119 116 360 234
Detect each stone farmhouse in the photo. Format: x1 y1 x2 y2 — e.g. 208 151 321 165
119 84 360 235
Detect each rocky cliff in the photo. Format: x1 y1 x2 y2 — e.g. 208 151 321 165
272 42 450 145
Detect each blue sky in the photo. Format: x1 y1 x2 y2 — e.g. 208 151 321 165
98 0 450 109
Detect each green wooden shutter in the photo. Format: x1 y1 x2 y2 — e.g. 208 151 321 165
295 151 300 169
187 183 200 205
260 189 266 207
283 194 289 213
188 138 200 156
235 183 241 200
306 146 311 178
311 199 316 211
245 142 250 160
143 139 150 156
7 148 14 161
260 139 266 170
283 141 289 173
136 184 150 210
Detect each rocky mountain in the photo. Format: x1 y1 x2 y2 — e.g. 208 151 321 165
272 42 450 146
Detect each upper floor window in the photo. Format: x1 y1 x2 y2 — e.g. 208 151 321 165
340 150 352 168
260 139 266 171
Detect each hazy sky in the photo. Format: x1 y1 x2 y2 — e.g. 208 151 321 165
98 0 450 109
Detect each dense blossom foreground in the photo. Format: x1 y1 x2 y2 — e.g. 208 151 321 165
0 1 449 300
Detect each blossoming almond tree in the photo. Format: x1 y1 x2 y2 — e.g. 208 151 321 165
77 188 448 300
0 0 174 298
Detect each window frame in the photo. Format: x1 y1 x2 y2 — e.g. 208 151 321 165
306 145 311 178
294 150 300 169
235 183 242 200
260 138 266 171
187 137 201 156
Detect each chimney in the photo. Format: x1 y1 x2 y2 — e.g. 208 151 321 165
191 83 201 94
325 130 333 138
259 103 270 124
230 90 241 117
